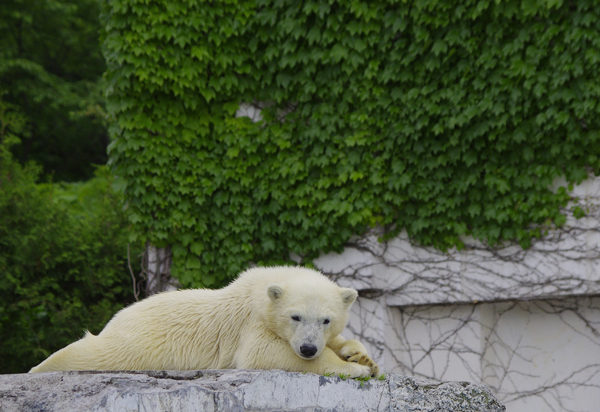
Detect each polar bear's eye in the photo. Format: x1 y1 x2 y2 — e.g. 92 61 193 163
291 315 301 321
323 319 330 325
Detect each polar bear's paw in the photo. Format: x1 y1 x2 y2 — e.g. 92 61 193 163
338 339 380 377
345 362 372 378
346 352 380 377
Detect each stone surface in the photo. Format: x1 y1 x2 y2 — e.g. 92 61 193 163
0 369 504 412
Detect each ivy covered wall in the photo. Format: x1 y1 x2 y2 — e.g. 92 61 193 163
103 0 600 287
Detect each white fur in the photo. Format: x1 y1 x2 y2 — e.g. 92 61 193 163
30 266 379 377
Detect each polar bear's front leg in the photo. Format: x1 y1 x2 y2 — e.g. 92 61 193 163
327 335 380 377
235 335 371 378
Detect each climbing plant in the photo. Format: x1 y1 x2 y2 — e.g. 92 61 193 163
102 0 600 288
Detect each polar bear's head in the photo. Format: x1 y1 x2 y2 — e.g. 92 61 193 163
266 277 358 360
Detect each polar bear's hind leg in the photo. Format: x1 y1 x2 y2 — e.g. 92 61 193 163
29 332 99 373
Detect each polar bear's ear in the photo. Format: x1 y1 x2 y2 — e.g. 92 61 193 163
267 284 284 302
340 288 358 307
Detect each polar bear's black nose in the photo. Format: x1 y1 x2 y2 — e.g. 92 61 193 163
300 344 318 357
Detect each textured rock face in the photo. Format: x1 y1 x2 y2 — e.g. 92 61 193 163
0 370 504 412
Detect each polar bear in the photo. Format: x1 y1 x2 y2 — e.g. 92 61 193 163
30 266 380 378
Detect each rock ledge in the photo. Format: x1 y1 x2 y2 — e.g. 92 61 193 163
0 370 505 412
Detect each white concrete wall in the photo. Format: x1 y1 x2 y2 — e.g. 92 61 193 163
315 176 600 412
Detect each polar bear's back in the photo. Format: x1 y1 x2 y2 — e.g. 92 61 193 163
96 287 252 370
233 266 338 297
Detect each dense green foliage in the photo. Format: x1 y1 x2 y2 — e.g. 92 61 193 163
0 101 139 373
103 0 600 288
0 0 108 181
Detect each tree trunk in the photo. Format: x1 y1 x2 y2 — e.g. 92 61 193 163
144 243 179 296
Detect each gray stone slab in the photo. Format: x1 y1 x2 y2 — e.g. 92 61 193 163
0 370 505 412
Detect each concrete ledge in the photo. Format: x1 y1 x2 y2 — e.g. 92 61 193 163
0 370 504 412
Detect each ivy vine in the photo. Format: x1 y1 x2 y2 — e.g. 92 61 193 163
103 0 600 287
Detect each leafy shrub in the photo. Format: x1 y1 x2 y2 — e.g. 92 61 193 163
0 0 108 181
0 101 139 373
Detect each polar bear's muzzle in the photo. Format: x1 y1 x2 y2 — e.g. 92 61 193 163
299 343 318 358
